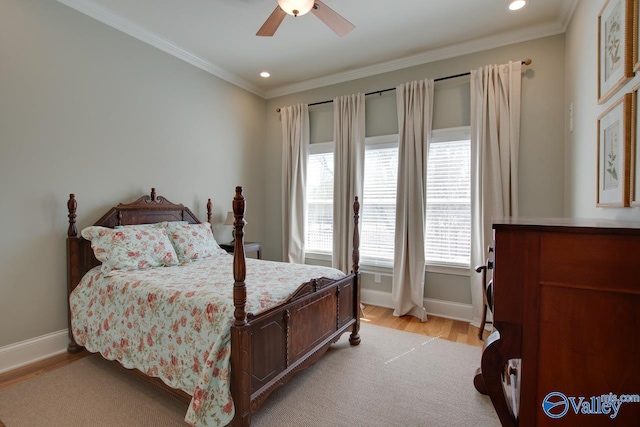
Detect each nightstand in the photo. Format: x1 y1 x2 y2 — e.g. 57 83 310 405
219 241 262 259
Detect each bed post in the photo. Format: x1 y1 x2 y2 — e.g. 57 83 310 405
349 196 361 346
206 198 213 225
351 196 360 275
68 194 77 238
230 186 251 427
66 194 82 353
232 187 247 326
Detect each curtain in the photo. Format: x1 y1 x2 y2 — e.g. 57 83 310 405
391 79 434 321
281 104 309 264
332 94 365 273
470 61 522 327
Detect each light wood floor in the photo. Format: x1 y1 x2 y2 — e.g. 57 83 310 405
361 304 487 346
0 305 487 391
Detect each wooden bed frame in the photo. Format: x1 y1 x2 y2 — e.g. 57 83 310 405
66 186 361 427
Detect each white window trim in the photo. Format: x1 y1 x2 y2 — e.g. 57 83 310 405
310 133 398 152
307 255 471 277
304 251 331 262
309 141 333 155
365 133 397 149
431 126 471 142
426 263 471 277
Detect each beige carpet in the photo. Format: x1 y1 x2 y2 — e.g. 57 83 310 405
0 323 499 426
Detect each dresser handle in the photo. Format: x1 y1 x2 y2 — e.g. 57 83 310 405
487 246 494 270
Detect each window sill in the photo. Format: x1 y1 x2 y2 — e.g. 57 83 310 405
425 263 470 277
305 252 393 271
305 252 470 277
304 251 331 262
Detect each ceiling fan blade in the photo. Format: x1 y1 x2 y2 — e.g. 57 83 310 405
311 1 355 37
256 6 287 36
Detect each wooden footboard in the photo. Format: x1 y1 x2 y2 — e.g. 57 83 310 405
228 186 360 427
66 187 361 427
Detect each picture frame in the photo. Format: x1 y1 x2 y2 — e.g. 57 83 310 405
597 93 632 207
634 0 640 72
598 0 634 104
631 83 640 205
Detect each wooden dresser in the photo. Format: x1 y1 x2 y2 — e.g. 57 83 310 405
475 218 640 426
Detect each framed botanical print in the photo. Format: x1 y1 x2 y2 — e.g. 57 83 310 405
635 0 640 71
597 93 632 207
598 0 634 104
631 83 640 205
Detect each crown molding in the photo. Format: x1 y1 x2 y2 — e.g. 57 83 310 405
558 0 580 31
56 0 578 101
56 0 266 98
264 19 569 98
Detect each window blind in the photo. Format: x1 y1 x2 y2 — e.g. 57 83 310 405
306 132 470 269
306 151 334 252
425 139 471 266
361 145 398 267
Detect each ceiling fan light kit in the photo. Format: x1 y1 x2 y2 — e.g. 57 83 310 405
257 0 355 37
508 0 527 11
277 0 314 17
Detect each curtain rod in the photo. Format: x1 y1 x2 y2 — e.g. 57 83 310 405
276 58 532 112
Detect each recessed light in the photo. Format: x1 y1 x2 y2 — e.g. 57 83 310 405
260 71 271 78
508 0 527 11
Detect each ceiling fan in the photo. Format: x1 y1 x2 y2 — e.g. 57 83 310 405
257 0 355 37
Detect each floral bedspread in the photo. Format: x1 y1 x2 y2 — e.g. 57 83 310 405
70 255 345 427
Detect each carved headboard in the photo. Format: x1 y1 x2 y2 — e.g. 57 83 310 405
66 188 209 297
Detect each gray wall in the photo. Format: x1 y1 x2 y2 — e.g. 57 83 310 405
0 0 266 347
0 0 573 350
264 35 567 305
565 0 640 221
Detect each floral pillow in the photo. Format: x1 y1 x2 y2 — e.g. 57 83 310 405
114 223 161 229
164 222 227 263
81 225 180 274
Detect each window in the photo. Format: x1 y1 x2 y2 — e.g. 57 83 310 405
306 136 399 267
306 143 333 253
425 128 471 267
361 136 398 267
305 128 470 270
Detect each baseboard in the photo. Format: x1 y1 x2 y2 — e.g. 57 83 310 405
0 329 69 375
361 289 474 322
0 292 474 375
